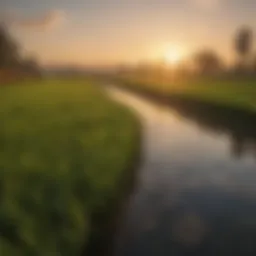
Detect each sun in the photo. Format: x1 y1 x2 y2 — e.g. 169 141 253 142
164 49 182 65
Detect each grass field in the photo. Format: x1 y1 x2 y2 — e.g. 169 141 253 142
118 75 256 113
0 79 139 255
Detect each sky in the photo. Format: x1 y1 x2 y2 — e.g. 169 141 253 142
1 0 256 67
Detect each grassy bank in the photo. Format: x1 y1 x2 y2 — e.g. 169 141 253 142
117 76 256 113
0 79 139 255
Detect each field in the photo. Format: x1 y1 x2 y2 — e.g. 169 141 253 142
0 79 139 255
118 75 256 113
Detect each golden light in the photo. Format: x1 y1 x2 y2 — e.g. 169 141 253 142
164 49 182 65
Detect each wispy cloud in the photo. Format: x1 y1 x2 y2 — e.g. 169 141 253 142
0 10 66 31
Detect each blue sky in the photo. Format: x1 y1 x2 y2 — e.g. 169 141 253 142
1 0 256 66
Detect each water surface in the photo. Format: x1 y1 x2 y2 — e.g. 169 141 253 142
107 86 256 256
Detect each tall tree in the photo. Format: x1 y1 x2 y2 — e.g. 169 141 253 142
0 24 20 68
0 24 41 82
234 26 253 71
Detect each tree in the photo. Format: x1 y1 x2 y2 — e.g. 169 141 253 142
0 24 41 82
234 26 253 71
193 50 224 75
0 24 20 68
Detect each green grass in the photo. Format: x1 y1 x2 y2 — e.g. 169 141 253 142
119 75 256 113
0 79 139 255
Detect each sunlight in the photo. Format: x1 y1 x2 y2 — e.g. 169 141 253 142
164 48 182 65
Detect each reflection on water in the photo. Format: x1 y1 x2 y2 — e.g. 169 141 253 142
107 87 256 256
165 96 256 160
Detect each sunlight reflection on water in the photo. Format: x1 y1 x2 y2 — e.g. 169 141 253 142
107 86 256 256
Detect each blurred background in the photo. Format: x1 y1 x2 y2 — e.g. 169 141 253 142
1 1 256 256
1 0 256 80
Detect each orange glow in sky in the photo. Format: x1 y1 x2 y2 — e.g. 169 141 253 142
2 0 255 66
164 47 185 66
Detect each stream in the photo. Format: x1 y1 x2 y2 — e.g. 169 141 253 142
107 86 256 256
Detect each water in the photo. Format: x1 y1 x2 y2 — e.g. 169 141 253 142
107 86 256 256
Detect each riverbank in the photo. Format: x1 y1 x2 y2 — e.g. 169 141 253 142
104 78 256 158
0 79 140 255
114 76 256 114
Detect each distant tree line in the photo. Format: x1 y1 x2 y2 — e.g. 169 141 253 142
0 24 41 83
193 26 256 76
117 26 256 80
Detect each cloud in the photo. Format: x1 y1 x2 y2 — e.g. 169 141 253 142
0 10 66 31
190 0 221 9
